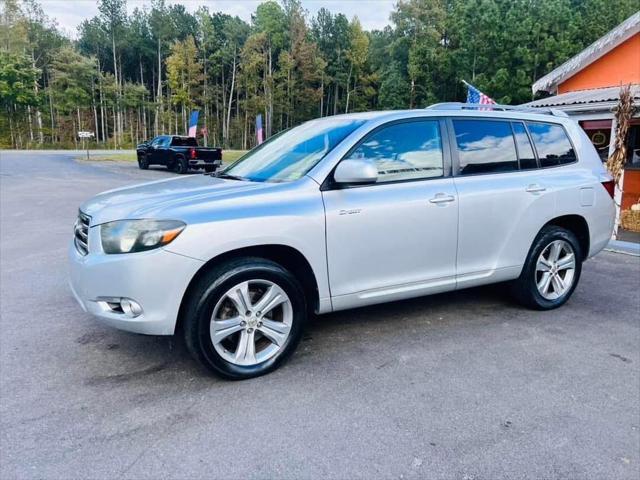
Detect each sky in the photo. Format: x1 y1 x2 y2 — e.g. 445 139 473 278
41 0 397 38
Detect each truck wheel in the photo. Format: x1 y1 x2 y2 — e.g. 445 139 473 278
183 257 307 380
510 226 582 310
137 154 149 170
173 157 188 174
204 165 216 174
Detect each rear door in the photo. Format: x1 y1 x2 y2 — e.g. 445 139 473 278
450 118 556 287
323 118 459 309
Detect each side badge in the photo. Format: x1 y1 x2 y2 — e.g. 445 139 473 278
339 209 362 216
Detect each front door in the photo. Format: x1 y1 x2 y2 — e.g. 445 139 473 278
150 136 169 164
322 119 459 310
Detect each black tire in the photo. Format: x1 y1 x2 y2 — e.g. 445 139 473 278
173 156 188 174
204 165 216 174
510 225 583 310
183 257 307 380
137 154 149 170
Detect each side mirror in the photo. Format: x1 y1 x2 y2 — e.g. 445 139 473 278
333 158 378 185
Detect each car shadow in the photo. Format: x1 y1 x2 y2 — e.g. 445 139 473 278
77 282 521 385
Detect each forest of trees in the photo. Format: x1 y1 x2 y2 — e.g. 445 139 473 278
1 0 637 149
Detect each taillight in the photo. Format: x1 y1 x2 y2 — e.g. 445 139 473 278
601 179 615 199
189 148 196 159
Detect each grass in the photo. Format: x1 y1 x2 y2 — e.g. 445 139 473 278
82 149 248 164
222 150 248 163
85 152 137 162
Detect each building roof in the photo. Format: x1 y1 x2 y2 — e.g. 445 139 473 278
523 85 640 111
532 12 640 94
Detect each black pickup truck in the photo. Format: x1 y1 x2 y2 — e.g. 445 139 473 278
136 135 222 174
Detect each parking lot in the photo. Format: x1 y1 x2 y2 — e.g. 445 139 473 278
1 150 639 479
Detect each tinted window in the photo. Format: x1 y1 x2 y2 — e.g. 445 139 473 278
153 136 170 147
453 120 518 175
346 120 443 183
527 122 576 167
172 137 198 147
512 122 537 169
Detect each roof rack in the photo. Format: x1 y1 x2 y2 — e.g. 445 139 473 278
426 102 568 117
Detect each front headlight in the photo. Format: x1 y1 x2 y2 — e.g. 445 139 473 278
100 219 186 254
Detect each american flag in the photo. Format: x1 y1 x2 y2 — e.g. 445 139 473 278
256 114 264 145
188 110 199 137
465 82 496 109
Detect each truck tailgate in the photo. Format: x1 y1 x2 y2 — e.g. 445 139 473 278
193 148 222 162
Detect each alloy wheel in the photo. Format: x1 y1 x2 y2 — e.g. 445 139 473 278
535 239 576 300
210 280 293 366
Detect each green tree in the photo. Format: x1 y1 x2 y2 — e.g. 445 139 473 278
345 17 369 112
166 35 203 133
49 47 97 146
0 51 39 147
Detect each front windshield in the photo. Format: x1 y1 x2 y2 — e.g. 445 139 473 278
223 118 366 182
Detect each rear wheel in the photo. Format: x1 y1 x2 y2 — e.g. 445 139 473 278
183 258 307 379
173 156 188 174
511 226 582 310
204 165 216 174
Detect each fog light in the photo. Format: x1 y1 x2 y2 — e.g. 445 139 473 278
96 297 143 318
120 298 143 317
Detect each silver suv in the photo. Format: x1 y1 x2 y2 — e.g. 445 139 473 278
69 104 615 379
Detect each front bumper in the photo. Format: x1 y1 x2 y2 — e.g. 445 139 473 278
68 239 204 335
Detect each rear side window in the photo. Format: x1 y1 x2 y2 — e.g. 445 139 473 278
452 119 518 175
171 137 198 147
512 122 537 170
347 120 443 183
527 122 576 167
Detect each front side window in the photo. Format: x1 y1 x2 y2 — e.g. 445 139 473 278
527 122 576 167
224 118 366 182
152 136 169 147
345 120 444 183
453 119 518 175
150 136 164 147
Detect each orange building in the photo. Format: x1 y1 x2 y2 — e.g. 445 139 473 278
527 12 640 241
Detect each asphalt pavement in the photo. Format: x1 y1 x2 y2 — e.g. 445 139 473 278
1 150 639 479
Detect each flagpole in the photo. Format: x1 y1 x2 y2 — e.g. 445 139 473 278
461 79 470 88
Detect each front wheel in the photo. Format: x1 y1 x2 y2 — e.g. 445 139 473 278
511 226 582 310
137 154 149 170
183 258 307 379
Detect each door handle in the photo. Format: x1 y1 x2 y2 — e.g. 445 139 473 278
429 193 455 204
525 184 547 193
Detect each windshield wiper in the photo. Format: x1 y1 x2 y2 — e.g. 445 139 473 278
213 172 245 181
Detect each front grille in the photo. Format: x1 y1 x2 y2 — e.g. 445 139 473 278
74 211 91 255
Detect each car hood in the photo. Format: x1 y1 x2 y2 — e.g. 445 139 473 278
80 174 288 225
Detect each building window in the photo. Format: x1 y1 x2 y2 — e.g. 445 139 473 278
579 120 612 162
627 125 640 169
